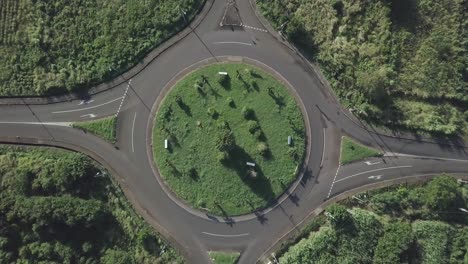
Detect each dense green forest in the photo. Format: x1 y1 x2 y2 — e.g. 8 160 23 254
258 0 468 135
0 146 182 263
0 0 202 96
278 176 468 263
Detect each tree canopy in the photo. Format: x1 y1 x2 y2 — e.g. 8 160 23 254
258 0 467 135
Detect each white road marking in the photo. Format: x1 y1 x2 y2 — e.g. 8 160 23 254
327 163 341 198
131 112 137 153
213 41 253 46
115 79 132 118
242 24 268 32
80 113 97 118
326 136 343 198
335 165 413 183
368 175 383 180
320 128 326 168
52 97 123 114
365 161 381 166
78 100 94 105
0 121 71 127
201 232 249 237
384 152 468 163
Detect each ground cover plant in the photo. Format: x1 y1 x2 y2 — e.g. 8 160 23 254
340 136 382 165
153 63 305 216
0 146 182 263
73 116 117 143
208 251 240 264
258 0 467 136
277 175 468 263
0 0 202 96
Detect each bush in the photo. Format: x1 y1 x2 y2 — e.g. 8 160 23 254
373 221 413 264
242 106 255 120
254 129 265 141
226 97 235 107
207 107 218 118
425 175 462 211
175 95 183 105
215 129 236 152
257 143 269 156
217 74 230 86
247 120 260 134
326 204 352 230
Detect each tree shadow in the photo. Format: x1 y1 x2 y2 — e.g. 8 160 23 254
176 100 192 117
188 168 199 181
219 75 232 90
251 81 260 92
267 87 286 109
222 146 275 202
250 71 264 79
390 0 421 33
254 211 268 225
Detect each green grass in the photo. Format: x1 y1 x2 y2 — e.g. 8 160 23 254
209 251 240 264
153 63 305 216
73 116 117 143
340 136 382 165
0 0 202 96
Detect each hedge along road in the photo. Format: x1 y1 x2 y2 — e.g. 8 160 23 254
0 0 468 263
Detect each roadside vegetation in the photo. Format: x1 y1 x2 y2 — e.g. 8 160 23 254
0 146 182 263
0 0 202 96
73 116 117 143
276 175 468 263
340 136 382 165
208 251 240 264
258 0 467 136
153 63 305 216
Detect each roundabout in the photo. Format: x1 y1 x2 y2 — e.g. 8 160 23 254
152 63 306 216
0 0 467 263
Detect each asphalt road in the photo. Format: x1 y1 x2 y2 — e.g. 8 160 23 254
0 0 467 263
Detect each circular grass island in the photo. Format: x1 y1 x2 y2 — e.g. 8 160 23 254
152 63 305 216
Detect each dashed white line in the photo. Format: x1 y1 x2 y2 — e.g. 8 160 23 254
335 165 413 183
52 97 123 114
131 112 137 153
327 163 341 198
213 41 253 46
326 136 343 198
115 79 132 118
201 232 249 237
242 24 268 32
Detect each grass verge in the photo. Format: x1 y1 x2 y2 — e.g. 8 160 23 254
340 136 382 165
153 63 305 216
73 116 117 143
209 251 240 264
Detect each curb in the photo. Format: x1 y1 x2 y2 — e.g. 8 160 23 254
256 173 468 263
145 56 314 223
0 0 214 106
